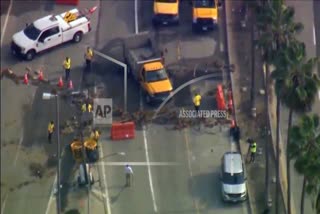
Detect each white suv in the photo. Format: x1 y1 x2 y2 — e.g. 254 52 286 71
220 152 247 202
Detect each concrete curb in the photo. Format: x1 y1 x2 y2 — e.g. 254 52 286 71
223 1 254 214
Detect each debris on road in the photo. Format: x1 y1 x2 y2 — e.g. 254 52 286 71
29 162 45 178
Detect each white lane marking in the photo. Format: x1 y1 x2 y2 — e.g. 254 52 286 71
313 24 316 45
0 0 13 46
142 126 158 212
1 194 8 214
318 90 320 100
140 90 158 212
13 128 24 166
183 130 200 214
45 175 57 214
134 0 139 34
97 162 179 166
98 143 112 214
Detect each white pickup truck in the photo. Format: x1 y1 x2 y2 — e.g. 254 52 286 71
11 8 92 60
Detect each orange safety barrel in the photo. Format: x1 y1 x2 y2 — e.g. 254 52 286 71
84 139 97 150
70 140 83 162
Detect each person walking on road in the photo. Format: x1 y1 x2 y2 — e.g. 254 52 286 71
84 47 93 70
48 121 55 144
193 93 202 112
125 164 133 187
249 140 257 163
63 57 71 82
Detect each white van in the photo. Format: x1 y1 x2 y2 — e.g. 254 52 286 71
220 152 247 202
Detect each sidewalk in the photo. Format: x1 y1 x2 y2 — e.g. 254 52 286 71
224 1 286 213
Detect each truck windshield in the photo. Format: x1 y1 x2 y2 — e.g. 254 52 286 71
222 172 245 185
194 0 216 8
23 23 41 40
145 69 168 82
155 0 177 3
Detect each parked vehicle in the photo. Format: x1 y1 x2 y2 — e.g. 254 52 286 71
220 152 247 202
153 0 179 26
11 7 95 60
124 31 173 104
192 0 219 31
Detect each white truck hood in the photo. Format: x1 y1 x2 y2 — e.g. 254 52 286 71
12 31 34 49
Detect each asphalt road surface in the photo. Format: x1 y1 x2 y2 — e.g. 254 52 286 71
1 0 100 213
89 1 249 214
1 1 250 214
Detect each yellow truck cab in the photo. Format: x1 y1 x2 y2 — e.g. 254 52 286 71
124 32 173 104
153 0 179 26
192 0 218 31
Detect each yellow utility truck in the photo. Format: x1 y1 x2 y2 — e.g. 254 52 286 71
153 0 179 26
192 0 218 31
124 32 173 104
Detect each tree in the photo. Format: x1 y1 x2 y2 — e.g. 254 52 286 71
256 1 304 213
272 40 320 214
288 114 320 214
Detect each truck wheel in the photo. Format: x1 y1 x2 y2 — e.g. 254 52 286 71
145 94 151 104
25 50 35 61
73 32 83 43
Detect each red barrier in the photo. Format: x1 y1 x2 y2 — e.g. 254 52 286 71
56 0 79 5
111 121 135 140
215 84 226 110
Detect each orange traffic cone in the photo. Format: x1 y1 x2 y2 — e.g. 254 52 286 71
58 77 63 88
68 80 73 89
23 73 29 85
38 71 44 81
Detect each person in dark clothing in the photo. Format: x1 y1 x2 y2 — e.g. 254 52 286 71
233 125 240 142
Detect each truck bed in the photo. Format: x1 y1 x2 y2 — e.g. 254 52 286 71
56 8 89 32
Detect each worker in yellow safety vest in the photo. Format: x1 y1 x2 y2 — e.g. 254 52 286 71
48 121 55 144
90 129 100 142
249 141 257 163
84 47 94 69
193 93 202 112
82 102 93 113
63 57 71 82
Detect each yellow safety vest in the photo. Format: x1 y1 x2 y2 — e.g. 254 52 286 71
94 131 100 140
48 123 54 133
86 49 93 60
63 59 71 69
81 104 86 112
193 95 201 106
88 104 92 112
250 142 257 153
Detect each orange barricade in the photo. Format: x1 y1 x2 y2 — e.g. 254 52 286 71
111 121 135 140
216 84 226 110
228 90 233 114
56 0 79 5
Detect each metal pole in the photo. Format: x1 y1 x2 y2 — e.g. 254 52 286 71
124 65 127 113
56 95 61 214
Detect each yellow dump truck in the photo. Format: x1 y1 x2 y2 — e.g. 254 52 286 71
153 0 179 26
192 0 219 31
124 31 173 104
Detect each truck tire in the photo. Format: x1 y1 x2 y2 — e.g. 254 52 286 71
73 32 83 43
25 50 36 61
145 94 151 104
